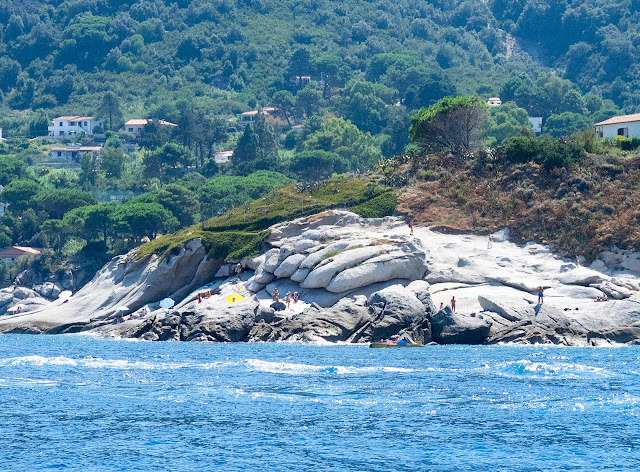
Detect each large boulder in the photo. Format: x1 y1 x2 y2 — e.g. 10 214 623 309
364 285 430 341
249 296 373 343
120 296 260 342
431 307 492 344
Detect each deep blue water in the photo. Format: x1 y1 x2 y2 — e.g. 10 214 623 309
0 335 639 471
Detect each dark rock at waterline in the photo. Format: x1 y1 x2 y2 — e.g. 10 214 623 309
431 307 492 345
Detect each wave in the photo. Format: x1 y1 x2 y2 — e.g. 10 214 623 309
494 359 611 379
243 359 415 375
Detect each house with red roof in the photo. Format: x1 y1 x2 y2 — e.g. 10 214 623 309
0 246 41 264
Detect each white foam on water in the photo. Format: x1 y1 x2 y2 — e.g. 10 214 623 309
243 359 415 375
495 359 611 379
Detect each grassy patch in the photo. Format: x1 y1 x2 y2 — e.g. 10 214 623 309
351 191 398 218
136 176 397 262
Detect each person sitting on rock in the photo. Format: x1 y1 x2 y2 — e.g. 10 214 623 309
272 288 280 302
293 291 299 303
439 302 444 310
602 294 608 301
596 296 602 302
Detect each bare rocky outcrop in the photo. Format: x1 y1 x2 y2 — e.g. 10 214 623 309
4 210 640 346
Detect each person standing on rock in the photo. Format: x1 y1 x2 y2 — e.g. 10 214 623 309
450 296 456 312
487 235 493 249
272 288 280 302
408 219 414 236
537 286 544 304
235 262 242 280
285 292 292 310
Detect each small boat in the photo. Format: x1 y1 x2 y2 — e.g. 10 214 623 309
369 333 423 348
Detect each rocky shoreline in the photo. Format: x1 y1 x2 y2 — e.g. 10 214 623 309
2 210 640 346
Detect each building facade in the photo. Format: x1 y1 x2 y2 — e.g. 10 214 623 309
594 114 640 139
48 116 103 137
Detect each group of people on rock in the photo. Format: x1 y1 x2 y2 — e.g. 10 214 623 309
595 294 609 302
272 288 299 310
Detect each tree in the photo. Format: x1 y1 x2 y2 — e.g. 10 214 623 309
33 188 97 219
289 150 347 182
143 143 194 182
313 54 350 99
272 91 295 126
233 113 279 175
28 110 50 138
294 84 320 119
341 80 394 134
1 179 40 212
485 101 532 145
409 96 488 153
380 106 410 157
64 202 117 249
153 184 201 227
138 120 174 150
544 112 592 137
39 219 69 249
97 91 123 131
113 202 178 242
100 143 125 178
299 117 381 172
0 155 27 185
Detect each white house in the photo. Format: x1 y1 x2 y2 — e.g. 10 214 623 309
594 113 640 139
487 97 502 106
48 116 103 137
237 107 277 126
49 144 102 161
0 128 5 141
214 151 233 163
124 119 177 135
529 117 543 134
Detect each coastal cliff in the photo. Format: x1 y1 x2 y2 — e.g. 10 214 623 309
2 210 640 346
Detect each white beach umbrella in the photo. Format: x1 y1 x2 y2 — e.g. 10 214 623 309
159 298 175 309
115 306 129 312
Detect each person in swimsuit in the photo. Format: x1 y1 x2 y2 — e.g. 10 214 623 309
537 286 544 304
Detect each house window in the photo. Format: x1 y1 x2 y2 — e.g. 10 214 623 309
129 128 134 132
59 122 63 126
57 152 62 157
84 121 87 126
618 127 629 137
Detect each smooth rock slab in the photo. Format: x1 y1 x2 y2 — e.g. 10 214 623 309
327 254 427 293
273 254 306 278
301 246 384 289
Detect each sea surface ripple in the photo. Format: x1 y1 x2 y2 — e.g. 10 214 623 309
0 335 638 471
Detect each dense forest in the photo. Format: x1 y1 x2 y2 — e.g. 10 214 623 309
1 0 640 283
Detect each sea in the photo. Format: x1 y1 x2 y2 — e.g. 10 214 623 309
0 334 638 472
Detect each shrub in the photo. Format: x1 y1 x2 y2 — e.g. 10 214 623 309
350 191 397 218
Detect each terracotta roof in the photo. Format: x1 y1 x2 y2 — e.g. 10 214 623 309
0 246 42 258
594 113 640 126
125 119 148 126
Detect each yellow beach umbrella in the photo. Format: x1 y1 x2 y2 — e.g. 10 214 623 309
227 294 244 303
